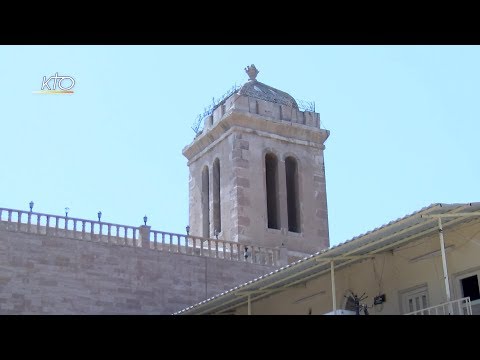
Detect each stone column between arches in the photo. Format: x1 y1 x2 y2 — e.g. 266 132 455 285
229 133 250 243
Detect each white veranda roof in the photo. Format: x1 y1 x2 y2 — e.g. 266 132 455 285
173 202 480 315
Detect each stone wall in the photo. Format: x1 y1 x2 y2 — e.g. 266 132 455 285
0 224 274 314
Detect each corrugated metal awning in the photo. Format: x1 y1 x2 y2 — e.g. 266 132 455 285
173 202 480 315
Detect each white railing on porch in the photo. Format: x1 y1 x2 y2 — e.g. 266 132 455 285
405 296 472 315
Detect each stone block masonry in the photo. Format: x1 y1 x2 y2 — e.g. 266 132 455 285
0 208 277 314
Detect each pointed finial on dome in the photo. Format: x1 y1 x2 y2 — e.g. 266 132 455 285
245 64 259 81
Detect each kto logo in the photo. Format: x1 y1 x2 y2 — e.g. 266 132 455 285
34 73 75 94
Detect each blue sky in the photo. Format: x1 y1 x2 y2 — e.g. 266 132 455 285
0 45 478 246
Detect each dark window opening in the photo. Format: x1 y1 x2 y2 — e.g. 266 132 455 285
265 153 279 229
461 275 480 301
213 159 221 234
202 166 210 238
285 156 300 233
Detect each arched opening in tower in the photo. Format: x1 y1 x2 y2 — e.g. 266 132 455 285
265 153 280 230
285 156 300 233
202 166 210 238
213 158 221 234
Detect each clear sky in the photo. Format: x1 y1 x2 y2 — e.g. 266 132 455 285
0 45 478 247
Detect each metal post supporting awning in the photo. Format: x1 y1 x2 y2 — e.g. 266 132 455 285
331 261 336 313
421 211 480 314
437 218 451 303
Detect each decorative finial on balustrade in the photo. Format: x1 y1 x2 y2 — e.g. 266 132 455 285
29 201 34 212
143 215 148 226
97 211 102 222
245 64 259 81
65 207 69 218
186 225 190 235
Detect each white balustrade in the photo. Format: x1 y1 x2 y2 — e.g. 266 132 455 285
0 207 280 266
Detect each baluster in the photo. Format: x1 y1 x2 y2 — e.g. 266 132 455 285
8 210 12 223
153 232 158 250
45 215 50 235
99 223 103 242
126 227 131 246
215 241 219 258
73 219 77 238
82 221 86 240
207 239 211 257
222 241 226 259
37 215 41 234
17 212 22 231
131 228 136 246
22 212 28 232
90 221 95 240
27 212 32 232
200 239 204 256
161 233 165 251
116 226 120 244
167 234 171 252
55 217 59 236
107 225 111 243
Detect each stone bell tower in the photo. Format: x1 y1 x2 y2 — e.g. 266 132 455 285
182 65 330 259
